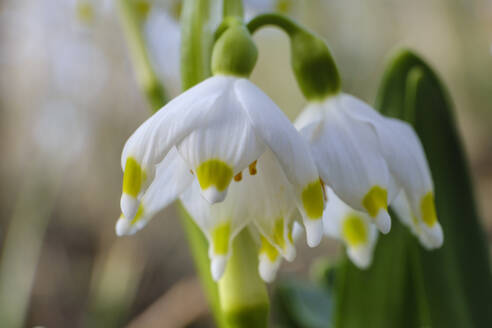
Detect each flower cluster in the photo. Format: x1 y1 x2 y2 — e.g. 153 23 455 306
115 11 443 282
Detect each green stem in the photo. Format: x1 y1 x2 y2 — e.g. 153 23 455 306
247 13 298 35
178 204 227 327
180 0 217 90
0 166 61 328
223 0 244 19
117 0 167 111
218 229 269 328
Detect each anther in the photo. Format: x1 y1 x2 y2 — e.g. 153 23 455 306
234 171 242 182
189 170 194 175
320 178 327 201
249 160 257 175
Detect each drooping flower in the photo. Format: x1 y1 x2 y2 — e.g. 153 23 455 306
296 93 443 249
114 78 327 281
117 20 325 256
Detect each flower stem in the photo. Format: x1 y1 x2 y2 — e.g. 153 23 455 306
117 0 167 111
218 229 269 328
223 0 244 19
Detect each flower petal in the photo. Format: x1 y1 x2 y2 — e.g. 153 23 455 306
116 147 193 236
344 99 442 248
323 186 378 268
177 84 265 203
392 191 443 249
235 79 324 246
248 150 298 261
258 236 283 283
180 178 251 281
297 97 392 234
120 75 231 219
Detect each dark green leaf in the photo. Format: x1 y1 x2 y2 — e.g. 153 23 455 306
333 49 492 328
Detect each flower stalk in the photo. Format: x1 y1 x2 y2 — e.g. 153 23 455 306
218 229 269 328
117 0 167 110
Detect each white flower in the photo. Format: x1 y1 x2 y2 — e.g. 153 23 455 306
296 93 443 249
117 75 325 265
323 186 377 269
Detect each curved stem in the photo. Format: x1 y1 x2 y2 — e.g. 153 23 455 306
247 13 300 36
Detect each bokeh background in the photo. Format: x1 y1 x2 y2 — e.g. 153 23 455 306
0 0 491 327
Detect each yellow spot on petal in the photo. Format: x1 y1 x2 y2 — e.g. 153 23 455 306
212 222 231 255
131 204 145 225
421 192 437 227
260 236 279 262
249 160 257 175
342 214 368 246
273 218 286 250
301 181 324 219
362 186 388 217
122 157 146 197
196 159 233 192
76 1 94 24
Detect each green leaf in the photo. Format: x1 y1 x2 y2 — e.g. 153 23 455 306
333 49 492 328
273 279 333 328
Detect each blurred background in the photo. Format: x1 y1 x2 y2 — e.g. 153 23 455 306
0 0 491 327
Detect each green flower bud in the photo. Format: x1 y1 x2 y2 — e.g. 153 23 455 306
212 21 258 78
290 29 340 100
248 13 341 101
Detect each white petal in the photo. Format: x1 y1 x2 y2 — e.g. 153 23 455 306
323 187 378 269
180 178 252 280
177 82 265 203
211 255 228 281
258 253 282 283
392 191 443 249
116 148 194 236
120 76 232 219
343 97 442 246
115 215 132 236
297 96 392 233
248 150 299 259
235 79 325 246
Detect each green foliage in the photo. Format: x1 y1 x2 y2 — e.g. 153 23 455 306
273 279 333 328
333 49 492 328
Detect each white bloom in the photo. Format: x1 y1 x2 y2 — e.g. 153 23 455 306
117 75 325 267
323 186 377 269
296 93 443 249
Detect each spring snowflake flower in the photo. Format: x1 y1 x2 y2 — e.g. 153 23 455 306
296 93 443 251
116 75 325 272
